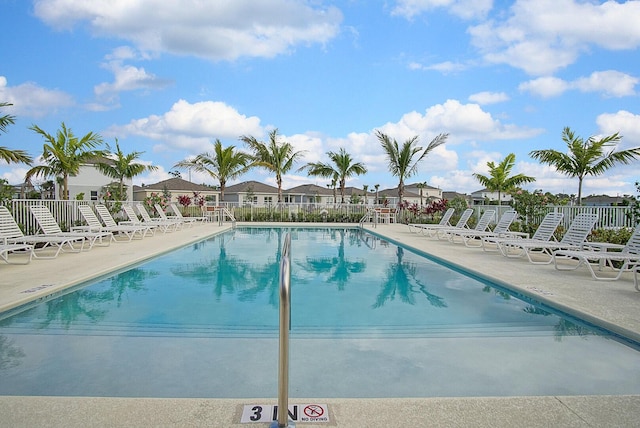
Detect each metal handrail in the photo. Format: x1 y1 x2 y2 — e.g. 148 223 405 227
273 232 293 428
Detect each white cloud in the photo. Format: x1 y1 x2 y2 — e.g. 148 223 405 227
378 99 542 143
0 76 74 118
1 166 30 186
520 71 637 98
596 110 640 150
468 91 509 105
34 0 342 61
519 76 570 98
392 0 493 20
573 70 638 98
108 99 263 152
469 0 640 75
410 60 468 74
94 47 172 104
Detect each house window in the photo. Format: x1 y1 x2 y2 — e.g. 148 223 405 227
90 191 98 201
264 196 273 205
284 196 293 203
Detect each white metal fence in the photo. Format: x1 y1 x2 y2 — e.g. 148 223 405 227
4 199 637 235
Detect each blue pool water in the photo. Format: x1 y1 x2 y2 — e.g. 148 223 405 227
0 227 639 398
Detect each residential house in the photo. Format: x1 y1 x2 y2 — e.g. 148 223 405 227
65 163 133 201
442 191 472 206
284 184 334 204
133 177 219 205
378 183 443 206
471 188 513 205
581 194 627 206
223 180 279 205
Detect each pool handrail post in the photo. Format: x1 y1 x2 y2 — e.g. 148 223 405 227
272 232 294 428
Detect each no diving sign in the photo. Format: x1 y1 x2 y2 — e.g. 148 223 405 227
241 404 329 423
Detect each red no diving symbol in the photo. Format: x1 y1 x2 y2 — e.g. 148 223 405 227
304 405 324 418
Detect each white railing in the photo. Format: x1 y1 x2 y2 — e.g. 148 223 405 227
4 199 637 234
274 232 293 428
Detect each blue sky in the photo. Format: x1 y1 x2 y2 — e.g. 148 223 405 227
1 0 639 197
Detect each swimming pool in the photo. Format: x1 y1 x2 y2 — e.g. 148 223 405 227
0 226 639 398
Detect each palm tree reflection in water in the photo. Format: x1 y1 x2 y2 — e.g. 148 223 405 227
374 246 447 309
170 230 285 307
304 229 366 291
38 267 159 328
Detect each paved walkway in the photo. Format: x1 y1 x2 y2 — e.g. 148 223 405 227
1 222 638 427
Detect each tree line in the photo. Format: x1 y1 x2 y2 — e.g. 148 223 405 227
2 102 639 205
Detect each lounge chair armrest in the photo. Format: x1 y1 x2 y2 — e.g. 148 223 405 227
582 242 625 252
502 231 529 239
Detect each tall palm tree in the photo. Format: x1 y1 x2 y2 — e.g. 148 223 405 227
174 139 252 201
26 123 104 200
530 127 640 205
0 102 33 165
376 130 448 204
472 153 535 205
240 129 305 203
298 147 368 204
94 138 158 201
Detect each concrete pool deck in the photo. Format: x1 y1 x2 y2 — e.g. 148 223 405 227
0 221 639 427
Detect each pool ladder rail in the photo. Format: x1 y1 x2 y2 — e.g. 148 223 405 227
273 232 294 428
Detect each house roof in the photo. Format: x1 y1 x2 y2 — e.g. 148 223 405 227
377 186 423 198
224 180 279 193
133 177 215 192
582 194 626 205
442 191 469 201
286 184 333 195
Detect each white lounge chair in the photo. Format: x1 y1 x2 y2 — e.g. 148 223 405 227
436 209 495 241
169 203 207 225
154 204 184 230
80 205 151 241
0 242 34 264
481 212 563 252
0 206 85 258
408 208 454 234
30 205 113 250
120 205 156 236
553 223 640 281
136 204 180 233
446 210 523 247
496 213 599 264
415 208 474 238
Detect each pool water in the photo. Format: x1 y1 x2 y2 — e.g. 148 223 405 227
0 227 639 398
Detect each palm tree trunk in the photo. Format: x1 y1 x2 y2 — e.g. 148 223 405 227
63 175 69 200
577 177 583 206
277 175 283 203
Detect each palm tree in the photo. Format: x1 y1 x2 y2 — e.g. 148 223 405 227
0 102 33 165
376 130 448 204
299 147 368 204
374 184 380 205
416 182 427 206
240 129 305 203
94 139 158 201
530 127 640 205
472 153 535 205
26 123 104 200
174 139 252 201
